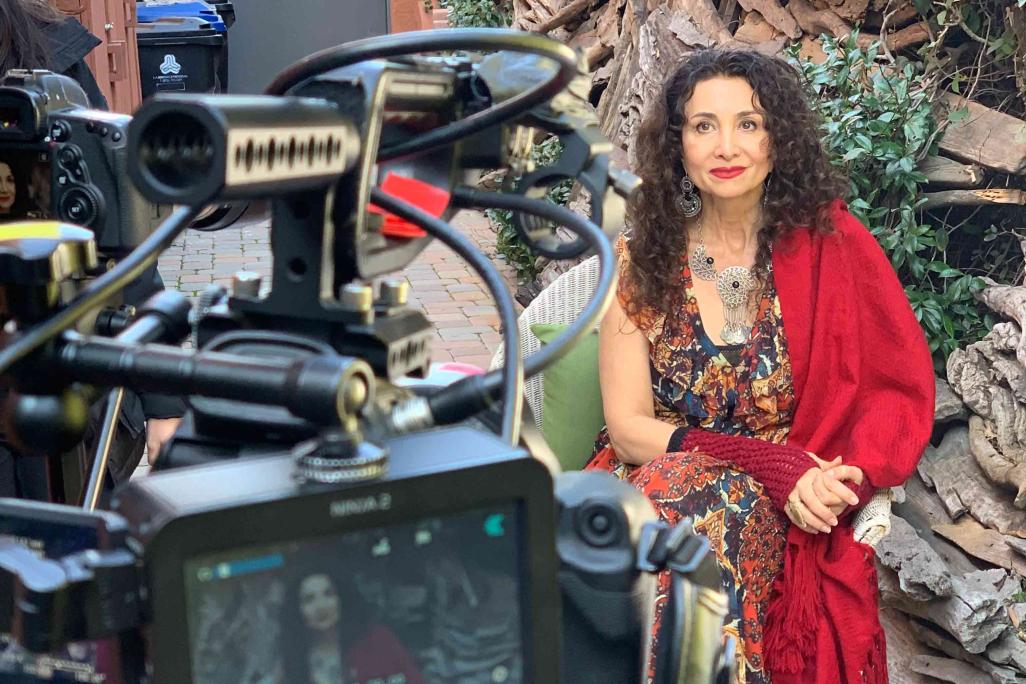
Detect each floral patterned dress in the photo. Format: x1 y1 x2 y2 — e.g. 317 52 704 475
586 236 796 684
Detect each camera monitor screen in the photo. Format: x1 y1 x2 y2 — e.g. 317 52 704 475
183 502 525 684
0 149 51 221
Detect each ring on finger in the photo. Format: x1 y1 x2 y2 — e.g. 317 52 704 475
787 499 807 528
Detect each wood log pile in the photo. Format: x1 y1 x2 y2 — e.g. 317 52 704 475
878 244 1026 682
510 0 942 151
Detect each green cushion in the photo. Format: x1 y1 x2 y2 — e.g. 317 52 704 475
531 323 604 472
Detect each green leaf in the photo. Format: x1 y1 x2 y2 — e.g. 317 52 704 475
939 317 956 340
947 107 969 123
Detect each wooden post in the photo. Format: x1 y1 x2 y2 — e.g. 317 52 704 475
390 0 444 33
55 0 142 113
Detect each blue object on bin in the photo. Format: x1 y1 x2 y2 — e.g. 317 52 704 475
137 0 227 32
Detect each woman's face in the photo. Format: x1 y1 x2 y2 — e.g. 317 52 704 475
0 162 15 213
299 573 340 632
679 76 773 204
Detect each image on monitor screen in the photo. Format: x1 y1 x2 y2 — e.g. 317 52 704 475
0 149 51 222
183 503 525 684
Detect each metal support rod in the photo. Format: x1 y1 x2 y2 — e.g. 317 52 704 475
81 387 125 511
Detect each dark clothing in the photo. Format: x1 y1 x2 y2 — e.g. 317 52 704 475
0 444 48 499
44 17 109 109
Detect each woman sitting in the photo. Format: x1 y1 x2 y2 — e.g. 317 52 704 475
587 48 934 683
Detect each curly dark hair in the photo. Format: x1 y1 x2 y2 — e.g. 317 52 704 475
624 48 848 320
280 560 373 684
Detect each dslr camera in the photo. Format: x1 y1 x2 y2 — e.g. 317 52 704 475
0 70 167 253
0 29 734 684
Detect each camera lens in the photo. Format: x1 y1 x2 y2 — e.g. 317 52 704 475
137 112 215 193
576 502 621 548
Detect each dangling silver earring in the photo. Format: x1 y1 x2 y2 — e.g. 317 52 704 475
677 174 702 218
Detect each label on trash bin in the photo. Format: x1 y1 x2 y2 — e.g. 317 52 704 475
155 53 188 91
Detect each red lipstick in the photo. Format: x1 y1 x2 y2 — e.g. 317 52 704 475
710 167 746 179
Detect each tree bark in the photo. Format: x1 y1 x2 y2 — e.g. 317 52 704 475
976 279 1026 369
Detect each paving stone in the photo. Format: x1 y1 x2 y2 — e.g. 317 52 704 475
439 325 495 337
422 302 466 314
468 314 500 328
434 318 483 329
436 270 471 279
460 305 497 316
409 291 453 303
178 274 214 283
436 339 491 350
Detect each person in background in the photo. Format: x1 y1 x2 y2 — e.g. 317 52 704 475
0 0 184 499
0 161 16 215
280 562 427 684
588 48 934 683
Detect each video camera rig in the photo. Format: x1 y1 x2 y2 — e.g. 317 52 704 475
0 29 734 684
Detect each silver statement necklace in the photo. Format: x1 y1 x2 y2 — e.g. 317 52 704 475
687 220 759 346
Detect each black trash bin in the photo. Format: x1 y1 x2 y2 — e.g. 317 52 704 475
210 1 233 90
136 16 225 97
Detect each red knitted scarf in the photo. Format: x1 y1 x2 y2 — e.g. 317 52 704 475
762 201 934 683
668 201 932 682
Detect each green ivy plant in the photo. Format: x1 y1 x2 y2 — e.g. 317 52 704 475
438 0 511 28
792 35 992 368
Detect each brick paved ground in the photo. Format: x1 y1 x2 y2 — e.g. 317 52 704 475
157 209 518 369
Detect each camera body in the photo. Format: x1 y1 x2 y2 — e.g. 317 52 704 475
0 425 666 684
0 70 168 254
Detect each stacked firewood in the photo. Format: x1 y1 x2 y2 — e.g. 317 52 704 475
871 257 1026 682
510 0 940 150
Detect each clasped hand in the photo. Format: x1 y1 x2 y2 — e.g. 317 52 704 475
785 454 863 535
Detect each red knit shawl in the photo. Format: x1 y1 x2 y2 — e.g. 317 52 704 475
766 200 935 683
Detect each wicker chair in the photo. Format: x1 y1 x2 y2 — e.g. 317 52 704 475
491 255 893 547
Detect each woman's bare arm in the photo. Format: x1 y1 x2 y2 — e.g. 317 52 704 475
598 293 676 465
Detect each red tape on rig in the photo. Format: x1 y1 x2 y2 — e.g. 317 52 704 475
367 173 451 239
